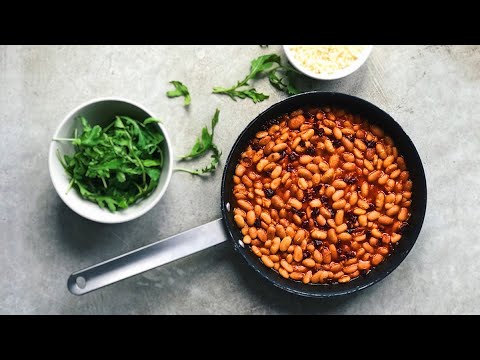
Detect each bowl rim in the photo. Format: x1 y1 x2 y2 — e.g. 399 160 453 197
283 45 373 81
48 96 174 224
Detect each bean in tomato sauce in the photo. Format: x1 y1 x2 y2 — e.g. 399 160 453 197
232 106 412 284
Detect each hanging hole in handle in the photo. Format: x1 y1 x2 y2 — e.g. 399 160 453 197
76 276 86 289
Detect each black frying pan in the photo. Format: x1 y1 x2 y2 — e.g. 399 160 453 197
221 91 427 297
68 91 427 297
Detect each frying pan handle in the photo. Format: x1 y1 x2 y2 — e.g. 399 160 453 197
67 218 228 295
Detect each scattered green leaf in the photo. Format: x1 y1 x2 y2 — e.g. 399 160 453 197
213 53 304 102
212 54 282 103
176 144 221 176
54 116 164 212
176 109 222 176
166 80 191 105
268 64 301 95
179 108 219 160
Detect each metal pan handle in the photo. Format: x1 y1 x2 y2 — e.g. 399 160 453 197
67 218 228 295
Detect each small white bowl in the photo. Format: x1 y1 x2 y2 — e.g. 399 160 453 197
283 45 373 81
49 98 173 224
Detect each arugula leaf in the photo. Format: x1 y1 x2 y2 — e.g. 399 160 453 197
220 88 270 103
145 168 161 181
143 159 162 167
143 117 162 125
268 64 301 96
176 109 222 176
212 54 282 103
179 108 220 160
54 115 164 212
176 145 221 176
166 80 191 105
248 54 282 79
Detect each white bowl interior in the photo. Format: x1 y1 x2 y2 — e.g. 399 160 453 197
284 45 373 80
49 98 173 224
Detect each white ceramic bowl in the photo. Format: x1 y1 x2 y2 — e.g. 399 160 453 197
283 45 373 81
49 98 173 224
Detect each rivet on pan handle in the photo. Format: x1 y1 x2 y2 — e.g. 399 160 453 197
67 218 228 295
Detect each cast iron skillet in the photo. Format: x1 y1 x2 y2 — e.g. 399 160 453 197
221 91 427 298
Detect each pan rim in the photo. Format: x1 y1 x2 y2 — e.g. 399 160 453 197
220 91 427 298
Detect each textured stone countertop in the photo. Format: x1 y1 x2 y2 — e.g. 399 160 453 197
1 45 478 314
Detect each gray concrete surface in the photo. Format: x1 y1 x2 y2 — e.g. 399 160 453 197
0 45 479 314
